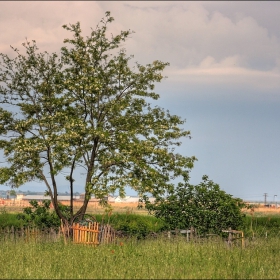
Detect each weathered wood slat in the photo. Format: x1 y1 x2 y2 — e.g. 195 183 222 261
72 227 99 233
71 222 116 245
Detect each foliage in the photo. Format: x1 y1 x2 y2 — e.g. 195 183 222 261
0 208 25 228
146 175 246 235
244 215 280 237
1 202 165 237
16 201 165 237
17 200 69 229
94 213 166 239
3 207 280 239
0 11 195 226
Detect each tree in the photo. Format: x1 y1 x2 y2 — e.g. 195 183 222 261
0 12 196 228
146 175 245 235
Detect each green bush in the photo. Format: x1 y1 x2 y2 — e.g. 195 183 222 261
17 200 68 229
146 175 246 235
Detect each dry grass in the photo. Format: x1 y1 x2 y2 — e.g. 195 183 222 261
3 199 280 216
243 206 280 216
0 200 147 215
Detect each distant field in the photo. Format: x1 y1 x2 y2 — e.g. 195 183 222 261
2 199 280 216
0 200 147 215
243 206 280 216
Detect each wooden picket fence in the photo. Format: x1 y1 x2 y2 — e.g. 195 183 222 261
222 227 245 248
0 226 61 242
166 227 245 248
71 222 116 245
168 227 196 241
99 224 116 244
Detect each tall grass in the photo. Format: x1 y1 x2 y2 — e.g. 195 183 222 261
0 208 25 228
94 213 166 237
1 236 280 279
243 215 280 237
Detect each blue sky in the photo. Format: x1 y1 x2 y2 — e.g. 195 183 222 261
1 1 280 202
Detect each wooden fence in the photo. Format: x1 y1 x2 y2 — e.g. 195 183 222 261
222 228 244 248
72 222 99 245
71 222 116 245
167 227 245 248
1 224 243 247
99 224 116 244
0 226 61 242
168 227 196 241
0 223 116 245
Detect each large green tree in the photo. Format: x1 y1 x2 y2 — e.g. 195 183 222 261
0 12 196 227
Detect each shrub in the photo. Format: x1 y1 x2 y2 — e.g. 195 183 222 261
17 200 69 229
146 175 246 235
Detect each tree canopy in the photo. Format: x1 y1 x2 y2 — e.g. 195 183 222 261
0 12 196 226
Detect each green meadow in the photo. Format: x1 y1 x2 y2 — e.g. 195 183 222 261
1 236 280 279
1 209 280 279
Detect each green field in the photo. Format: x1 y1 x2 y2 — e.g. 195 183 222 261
1 209 280 279
1 236 280 279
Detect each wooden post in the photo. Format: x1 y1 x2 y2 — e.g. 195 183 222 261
241 231 244 248
228 227 232 247
60 219 67 245
222 228 245 248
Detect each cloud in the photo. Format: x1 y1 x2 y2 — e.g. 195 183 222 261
0 1 103 54
167 54 280 90
0 1 280 97
1 2 279 69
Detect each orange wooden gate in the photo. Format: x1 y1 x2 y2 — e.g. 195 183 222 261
71 222 116 245
72 222 100 245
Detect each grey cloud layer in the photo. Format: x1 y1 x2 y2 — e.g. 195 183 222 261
0 1 280 95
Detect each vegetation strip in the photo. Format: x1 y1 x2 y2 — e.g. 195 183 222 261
1 237 280 279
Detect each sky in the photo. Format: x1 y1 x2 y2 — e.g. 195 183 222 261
0 1 280 202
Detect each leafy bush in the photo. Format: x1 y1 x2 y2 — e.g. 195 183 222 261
146 175 246 235
17 200 69 229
